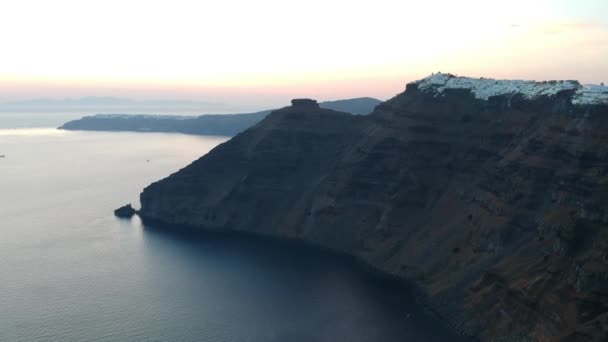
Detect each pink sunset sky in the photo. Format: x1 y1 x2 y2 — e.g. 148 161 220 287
1 0 606 110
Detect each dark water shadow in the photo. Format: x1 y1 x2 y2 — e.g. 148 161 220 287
138 219 476 342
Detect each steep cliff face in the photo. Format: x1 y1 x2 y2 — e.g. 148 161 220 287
140 76 608 341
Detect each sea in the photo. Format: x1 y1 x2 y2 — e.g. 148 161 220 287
0 112 464 341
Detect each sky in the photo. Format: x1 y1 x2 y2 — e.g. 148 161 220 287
0 0 607 110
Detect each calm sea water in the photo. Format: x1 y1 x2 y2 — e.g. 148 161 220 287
0 116 463 341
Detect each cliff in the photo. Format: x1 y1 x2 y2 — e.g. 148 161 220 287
139 74 608 341
58 97 381 136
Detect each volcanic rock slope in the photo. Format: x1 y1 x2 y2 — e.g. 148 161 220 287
140 74 608 341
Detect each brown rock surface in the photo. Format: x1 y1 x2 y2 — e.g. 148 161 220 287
140 76 608 341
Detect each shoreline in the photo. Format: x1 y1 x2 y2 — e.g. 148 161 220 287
138 214 480 341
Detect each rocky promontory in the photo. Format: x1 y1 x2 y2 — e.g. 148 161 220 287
138 74 608 341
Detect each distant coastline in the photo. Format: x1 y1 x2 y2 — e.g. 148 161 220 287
58 97 381 136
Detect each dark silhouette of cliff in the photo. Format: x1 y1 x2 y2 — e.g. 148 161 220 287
138 74 608 341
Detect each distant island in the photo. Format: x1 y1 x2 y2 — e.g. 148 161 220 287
59 97 381 136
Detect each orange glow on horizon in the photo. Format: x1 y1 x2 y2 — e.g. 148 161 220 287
0 0 606 107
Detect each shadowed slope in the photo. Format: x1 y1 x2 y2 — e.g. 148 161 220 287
139 76 608 341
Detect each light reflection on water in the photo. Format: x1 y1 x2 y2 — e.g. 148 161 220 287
0 127 67 136
0 129 464 342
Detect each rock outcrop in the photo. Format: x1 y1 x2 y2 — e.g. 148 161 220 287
290 98 320 109
139 74 608 341
114 204 136 218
